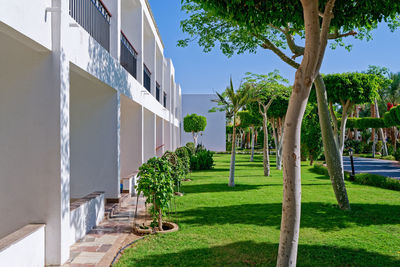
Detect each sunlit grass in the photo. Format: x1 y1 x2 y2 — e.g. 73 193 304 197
116 154 400 267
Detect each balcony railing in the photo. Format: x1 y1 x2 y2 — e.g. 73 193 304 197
120 31 138 79
69 0 111 51
163 92 167 108
156 83 161 102
143 64 151 93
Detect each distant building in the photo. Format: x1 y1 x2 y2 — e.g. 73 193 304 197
182 94 226 152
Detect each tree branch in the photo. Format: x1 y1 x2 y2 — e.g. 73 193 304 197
257 34 300 69
328 30 357 39
283 27 305 60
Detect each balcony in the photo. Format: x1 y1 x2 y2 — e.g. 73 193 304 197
120 31 138 79
143 64 151 93
69 0 111 52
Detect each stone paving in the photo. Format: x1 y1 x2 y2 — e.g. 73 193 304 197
62 194 147 267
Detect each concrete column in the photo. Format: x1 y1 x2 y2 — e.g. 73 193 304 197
143 108 156 161
151 38 156 98
120 96 143 177
103 0 121 60
136 7 144 85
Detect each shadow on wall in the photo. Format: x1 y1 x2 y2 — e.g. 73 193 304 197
69 194 104 244
86 38 132 99
119 241 400 267
176 202 400 231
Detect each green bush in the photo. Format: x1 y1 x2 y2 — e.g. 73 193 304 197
393 149 400 161
345 139 363 154
375 141 383 153
136 157 174 229
190 149 214 171
312 164 400 191
185 142 196 156
175 147 190 176
354 173 400 191
162 151 185 189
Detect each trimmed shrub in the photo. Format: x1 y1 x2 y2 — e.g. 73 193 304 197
190 149 214 171
375 141 383 153
311 164 400 191
354 173 400 191
345 139 363 154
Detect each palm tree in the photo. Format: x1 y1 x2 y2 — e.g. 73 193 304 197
213 78 251 187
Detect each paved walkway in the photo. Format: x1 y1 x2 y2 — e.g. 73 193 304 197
62 195 147 267
343 156 400 180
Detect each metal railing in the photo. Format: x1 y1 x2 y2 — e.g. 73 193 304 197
143 64 151 93
69 0 111 51
120 31 138 79
156 83 161 102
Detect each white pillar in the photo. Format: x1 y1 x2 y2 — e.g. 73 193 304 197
103 0 121 60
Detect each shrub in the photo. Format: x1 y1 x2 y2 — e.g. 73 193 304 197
345 139 363 154
375 141 383 153
175 147 190 176
190 149 214 171
312 164 400 191
136 157 174 229
185 142 195 156
162 151 185 190
354 173 400 191
393 149 400 161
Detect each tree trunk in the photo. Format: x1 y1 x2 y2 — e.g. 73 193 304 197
229 124 236 187
193 132 198 147
314 74 350 210
374 98 388 156
158 207 163 231
277 71 310 267
250 126 255 162
354 106 360 140
309 155 314 166
371 103 376 157
339 102 351 154
263 114 270 176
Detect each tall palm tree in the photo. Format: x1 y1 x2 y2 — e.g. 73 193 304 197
385 72 400 105
213 78 251 187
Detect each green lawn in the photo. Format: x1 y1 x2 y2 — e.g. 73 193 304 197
116 154 400 267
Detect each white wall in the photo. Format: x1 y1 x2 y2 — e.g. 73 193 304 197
70 68 120 200
120 95 143 178
0 31 70 264
143 108 156 161
69 193 104 246
0 225 45 267
156 116 164 156
182 94 226 151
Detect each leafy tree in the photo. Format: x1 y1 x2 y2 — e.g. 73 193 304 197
243 70 289 176
136 157 174 230
179 0 400 264
325 73 382 154
213 78 251 187
238 110 261 162
301 92 323 165
183 114 207 146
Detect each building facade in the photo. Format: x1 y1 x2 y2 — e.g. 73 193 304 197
181 94 226 152
0 0 182 265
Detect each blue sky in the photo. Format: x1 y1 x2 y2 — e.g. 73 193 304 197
148 0 400 94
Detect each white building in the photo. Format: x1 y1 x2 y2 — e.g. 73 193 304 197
181 94 226 152
0 0 182 265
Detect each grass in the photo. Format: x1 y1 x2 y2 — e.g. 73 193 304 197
354 153 395 161
116 154 400 267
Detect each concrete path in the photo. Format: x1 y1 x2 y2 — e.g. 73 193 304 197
343 156 400 180
62 195 147 267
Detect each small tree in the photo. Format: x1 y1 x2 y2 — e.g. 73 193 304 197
183 114 207 147
325 73 382 155
238 110 261 161
162 151 185 193
136 157 174 230
213 78 251 187
244 71 289 176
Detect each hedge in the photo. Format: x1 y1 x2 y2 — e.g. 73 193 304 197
311 164 400 191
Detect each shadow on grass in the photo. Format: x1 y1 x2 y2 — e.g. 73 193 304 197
177 202 400 231
182 183 270 194
118 240 400 267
